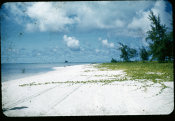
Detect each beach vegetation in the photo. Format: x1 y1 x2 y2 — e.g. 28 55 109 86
146 11 173 62
94 61 173 95
118 42 137 62
84 70 92 72
111 58 118 63
139 46 149 62
18 78 127 87
94 61 173 82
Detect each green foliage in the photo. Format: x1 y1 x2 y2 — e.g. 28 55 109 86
84 70 92 72
95 62 173 82
165 30 174 61
146 11 173 62
19 79 123 87
139 46 149 62
118 42 137 62
111 58 117 63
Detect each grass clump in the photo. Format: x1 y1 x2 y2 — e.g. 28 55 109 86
19 79 126 87
84 70 91 72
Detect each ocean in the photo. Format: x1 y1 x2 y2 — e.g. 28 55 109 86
1 62 95 82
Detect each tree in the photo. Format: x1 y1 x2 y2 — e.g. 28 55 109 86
165 27 173 61
118 42 137 62
139 46 149 62
111 58 117 63
146 11 173 62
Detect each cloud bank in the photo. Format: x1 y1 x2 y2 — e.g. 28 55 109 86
3 1 172 34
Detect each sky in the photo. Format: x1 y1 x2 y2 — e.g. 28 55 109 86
1 0 173 63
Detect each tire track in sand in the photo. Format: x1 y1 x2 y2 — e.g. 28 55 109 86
3 85 59 112
41 70 94 115
3 66 87 112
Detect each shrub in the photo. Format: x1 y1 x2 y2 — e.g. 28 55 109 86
111 58 117 63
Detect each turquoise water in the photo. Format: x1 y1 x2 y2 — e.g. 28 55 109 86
1 62 95 82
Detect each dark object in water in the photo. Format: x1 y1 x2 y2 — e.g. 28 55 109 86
91 62 96 64
22 68 25 73
65 60 68 63
19 32 23 35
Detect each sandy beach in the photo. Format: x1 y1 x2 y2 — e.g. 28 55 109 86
2 64 174 116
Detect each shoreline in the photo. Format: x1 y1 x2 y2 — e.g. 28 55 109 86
1 63 94 83
2 64 174 116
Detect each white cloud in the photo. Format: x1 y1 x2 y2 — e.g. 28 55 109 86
63 35 80 51
126 0 172 46
152 0 172 30
3 1 172 34
98 37 102 41
3 2 28 24
102 39 114 48
75 1 155 30
71 2 127 30
4 2 25 16
128 10 150 34
128 0 172 34
26 23 36 32
4 1 152 32
115 19 125 28
25 2 79 32
52 48 57 52
37 53 41 56
95 49 100 53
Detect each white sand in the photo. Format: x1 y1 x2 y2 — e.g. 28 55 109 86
2 64 174 116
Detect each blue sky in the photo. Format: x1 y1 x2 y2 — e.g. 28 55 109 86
1 1 173 63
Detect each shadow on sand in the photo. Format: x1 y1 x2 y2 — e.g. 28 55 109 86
3 106 28 112
9 106 28 110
